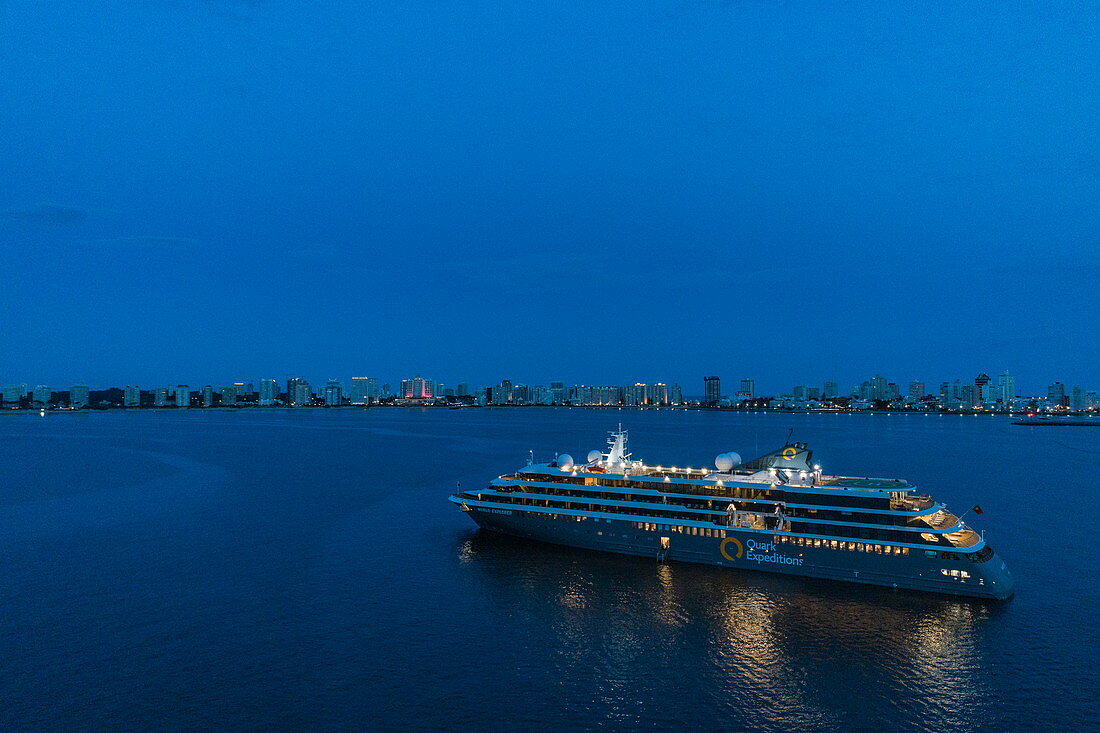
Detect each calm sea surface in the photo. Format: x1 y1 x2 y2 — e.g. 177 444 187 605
0 408 1096 731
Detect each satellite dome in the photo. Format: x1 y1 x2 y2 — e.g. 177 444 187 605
587 450 602 464
558 454 574 470
715 452 742 471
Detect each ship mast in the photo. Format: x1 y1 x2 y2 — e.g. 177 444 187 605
606 423 631 474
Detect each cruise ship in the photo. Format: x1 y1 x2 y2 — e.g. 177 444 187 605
450 427 1014 600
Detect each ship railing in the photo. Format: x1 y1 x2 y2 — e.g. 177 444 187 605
892 494 934 511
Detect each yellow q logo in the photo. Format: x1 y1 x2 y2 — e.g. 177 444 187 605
720 537 744 562
782 447 797 460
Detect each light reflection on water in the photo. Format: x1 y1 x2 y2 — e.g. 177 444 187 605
456 528 1004 731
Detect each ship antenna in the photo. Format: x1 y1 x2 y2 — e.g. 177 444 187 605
786 427 794 445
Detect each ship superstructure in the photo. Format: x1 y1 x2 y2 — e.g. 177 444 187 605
449 427 1014 600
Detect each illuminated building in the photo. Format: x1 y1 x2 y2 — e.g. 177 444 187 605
704 376 721 405
259 379 278 406
739 378 755 400
70 384 90 408
324 379 343 406
400 376 433 399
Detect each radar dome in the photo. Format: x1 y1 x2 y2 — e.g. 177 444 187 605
587 450 602 463
557 454 574 470
715 452 742 471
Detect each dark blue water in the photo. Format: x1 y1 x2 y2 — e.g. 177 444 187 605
0 409 1095 730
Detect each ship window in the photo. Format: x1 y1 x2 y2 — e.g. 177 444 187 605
830 540 838 549
924 550 937 557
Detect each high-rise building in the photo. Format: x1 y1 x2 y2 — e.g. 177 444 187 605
70 384 90 408
670 384 683 405
124 385 140 407
175 385 190 408
259 379 278 406
621 383 643 406
294 381 313 406
792 385 809 401
648 383 670 405
348 377 377 405
871 375 888 400
324 379 343 406
154 387 170 407
202 385 214 407
32 385 50 405
997 371 1016 401
550 382 564 404
941 380 964 406
287 378 304 404
512 384 530 404
456 383 469 397
1048 382 1066 406
908 382 925 398
492 379 513 405
221 385 238 406
704 376 721 405
288 376 314 405
982 383 1005 403
1070 385 1088 411
823 381 839 399
3 383 27 404
738 378 755 400
400 376 433 399
975 373 991 397
233 383 247 400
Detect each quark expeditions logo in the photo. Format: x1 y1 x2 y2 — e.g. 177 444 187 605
720 537 804 566
719 537 744 561
781 446 798 460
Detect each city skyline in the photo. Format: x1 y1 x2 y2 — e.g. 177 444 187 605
4 368 1095 410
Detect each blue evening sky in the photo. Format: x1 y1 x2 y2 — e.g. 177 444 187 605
1 1 1096 394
